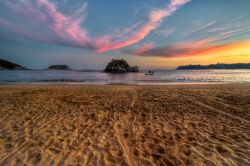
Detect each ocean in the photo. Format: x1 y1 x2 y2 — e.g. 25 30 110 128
0 69 250 84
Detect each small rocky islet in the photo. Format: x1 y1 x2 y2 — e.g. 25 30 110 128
48 65 71 70
104 59 139 73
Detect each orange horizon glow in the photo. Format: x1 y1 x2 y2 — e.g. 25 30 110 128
128 41 250 69
172 41 250 58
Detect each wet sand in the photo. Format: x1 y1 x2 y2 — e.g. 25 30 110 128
0 84 249 166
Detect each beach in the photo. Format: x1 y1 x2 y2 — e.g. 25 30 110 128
0 84 249 166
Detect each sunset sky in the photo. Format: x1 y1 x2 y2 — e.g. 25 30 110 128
0 0 250 69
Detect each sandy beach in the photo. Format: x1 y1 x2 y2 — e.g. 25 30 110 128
0 83 249 166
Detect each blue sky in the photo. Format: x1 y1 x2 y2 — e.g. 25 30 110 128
0 0 250 69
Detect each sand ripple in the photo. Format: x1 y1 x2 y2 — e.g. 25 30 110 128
0 84 249 165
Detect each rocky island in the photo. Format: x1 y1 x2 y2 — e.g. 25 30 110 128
104 59 139 73
0 59 28 70
48 65 71 70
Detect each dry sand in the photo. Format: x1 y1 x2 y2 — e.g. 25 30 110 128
0 84 249 166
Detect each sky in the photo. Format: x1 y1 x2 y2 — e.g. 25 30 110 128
0 0 250 69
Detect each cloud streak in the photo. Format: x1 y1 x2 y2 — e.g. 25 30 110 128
155 28 176 38
0 0 191 53
183 20 216 38
95 0 191 52
129 26 250 58
0 0 90 47
130 40 250 58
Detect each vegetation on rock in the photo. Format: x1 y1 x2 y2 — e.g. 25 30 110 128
104 59 139 73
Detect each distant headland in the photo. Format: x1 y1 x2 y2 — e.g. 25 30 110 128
104 59 139 73
177 63 250 70
0 59 28 70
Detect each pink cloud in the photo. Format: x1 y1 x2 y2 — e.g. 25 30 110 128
95 0 191 52
170 0 191 6
37 0 90 46
0 0 191 52
134 43 154 55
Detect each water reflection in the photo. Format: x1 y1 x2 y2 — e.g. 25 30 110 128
0 70 250 84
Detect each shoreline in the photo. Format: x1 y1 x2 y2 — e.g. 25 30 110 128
0 81 240 86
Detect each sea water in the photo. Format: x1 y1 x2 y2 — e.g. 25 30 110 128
0 70 250 84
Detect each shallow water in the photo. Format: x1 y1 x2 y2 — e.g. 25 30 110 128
0 69 250 84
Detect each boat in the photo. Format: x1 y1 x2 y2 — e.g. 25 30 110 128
145 70 154 75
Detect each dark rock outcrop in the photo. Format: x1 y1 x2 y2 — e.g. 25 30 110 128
48 65 71 70
0 59 28 70
104 59 139 73
128 66 139 72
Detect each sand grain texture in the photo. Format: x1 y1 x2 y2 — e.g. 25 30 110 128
0 84 249 166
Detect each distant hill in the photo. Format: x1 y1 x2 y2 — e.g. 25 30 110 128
48 65 71 70
0 59 28 70
177 63 250 70
104 59 139 73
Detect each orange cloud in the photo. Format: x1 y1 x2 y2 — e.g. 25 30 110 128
130 24 250 59
188 41 250 58
131 40 250 59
